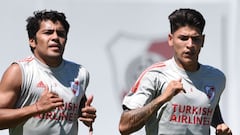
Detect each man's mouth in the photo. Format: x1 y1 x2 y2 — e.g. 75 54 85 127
184 51 195 57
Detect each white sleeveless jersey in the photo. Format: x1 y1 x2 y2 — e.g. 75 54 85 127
9 56 89 135
122 58 226 135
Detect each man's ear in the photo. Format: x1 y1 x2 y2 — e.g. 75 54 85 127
168 34 173 47
29 38 36 48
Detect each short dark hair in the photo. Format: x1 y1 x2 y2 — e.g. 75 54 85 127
26 9 70 39
168 8 205 34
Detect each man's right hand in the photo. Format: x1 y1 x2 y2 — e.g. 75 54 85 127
35 87 64 114
161 78 185 102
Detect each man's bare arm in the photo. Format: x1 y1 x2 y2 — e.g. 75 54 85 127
119 79 185 135
119 95 166 135
0 64 63 129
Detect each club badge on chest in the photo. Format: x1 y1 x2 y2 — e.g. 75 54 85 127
70 79 81 96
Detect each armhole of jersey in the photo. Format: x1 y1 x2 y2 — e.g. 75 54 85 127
12 62 25 90
11 61 29 108
79 67 90 91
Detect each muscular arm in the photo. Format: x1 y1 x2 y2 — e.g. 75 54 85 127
0 63 63 129
119 79 184 135
119 95 168 135
0 64 38 129
0 105 39 129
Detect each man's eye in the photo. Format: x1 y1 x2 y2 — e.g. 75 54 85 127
57 31 66 38
192 36 202 42
179 36 202 42
179 36 189 41
43 30 54 35
44 31 53 35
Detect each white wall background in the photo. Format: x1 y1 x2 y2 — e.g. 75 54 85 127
0 0 239 135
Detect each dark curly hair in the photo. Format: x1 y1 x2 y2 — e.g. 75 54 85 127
26 9 70 39
168 8 205 34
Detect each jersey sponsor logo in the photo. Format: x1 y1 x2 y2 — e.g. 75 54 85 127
204 85 215 101
34 102 79 121
106 32 173 103
170 104 213 125
35 80 80 121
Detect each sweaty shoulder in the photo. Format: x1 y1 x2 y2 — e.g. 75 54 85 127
63 59 89 76
200 64 225 80
64 59 81 68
